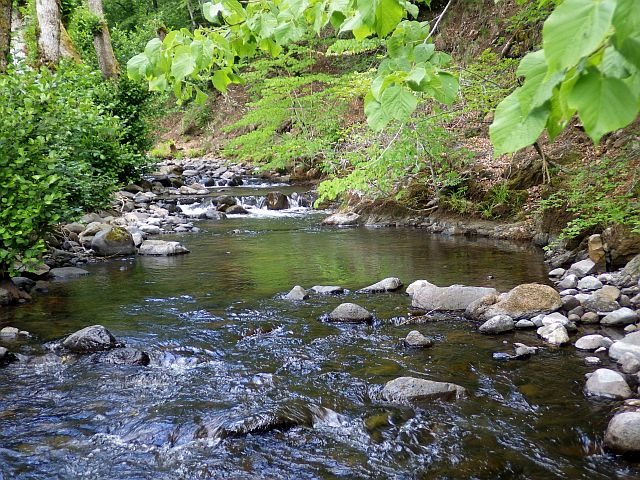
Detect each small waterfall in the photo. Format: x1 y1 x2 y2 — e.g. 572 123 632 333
179 191 317 218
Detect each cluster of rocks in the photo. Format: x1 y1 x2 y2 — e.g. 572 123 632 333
148 158 250 191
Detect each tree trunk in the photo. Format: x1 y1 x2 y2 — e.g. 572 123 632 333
87 0 118 79
35 0 60 64
0 0 11 73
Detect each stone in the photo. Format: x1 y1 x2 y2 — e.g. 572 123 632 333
513 343 539 358
404 330 433 348
577 276 603 291
413 284 497 312
604 412 640 454
541 312 570 326
0 327 19 337
619 353 640 374
588 234 607 272
601 285 621 301
624 324 638 333
382 377 465 403
581 312 600 324
406 280 433 297
321 212 360 226
561 295 581 311
310 285 344 295
62 325 117 353
138 240 190 256
568 306 585 317
585 357 601 366
531 314 545 327
473 283 562 321
609 332 640 362
49 267 90 279
0 346 7 359
630 293 640 307
63 222 86 234
225 205 248 214
139 224 162 235
11 277 35 292
266 192 289 210
584 369 632 399
575 334 613 351
284 286 308 301
617 255 640 287
601 307 639 326
548 268 565 278
560 289 579 296
91 227 136 257
99 347 150 366
515 319 535 329
0 288 10 305
537 323 570 345
582 291 620 313
619 295 633 308
557 274 578 290
328 303 373 323
479 315 515 334
358 277 403 293
568 313 581 323
568 259 596 278
603 225 640 268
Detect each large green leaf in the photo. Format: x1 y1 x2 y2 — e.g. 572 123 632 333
364 92 388 131
543 0 616 73
431 72 459 104
380 85 418 121
374 0 405 37
127 53 149 80
567 68 639 143
171 45 196 80
490 89 550 156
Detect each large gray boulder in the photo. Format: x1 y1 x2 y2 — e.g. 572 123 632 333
471 283 562 321
601 307 639 326
567 259 596 278
99 347 150 366
575 334 613 351
322 212 360 226
412 284 497 311
311 285 344 295
584 369 633 399
358 277 403 293
50 267 90 279
91 226 136 257
582 290 620 313
328 303 372 323
609 331 640 362
138 240 190 256
382 377 466 403
284 285 308 301
617 254 640 287
479 315 515 334
266 192 289 210
604 411 640 454
62 325 117 353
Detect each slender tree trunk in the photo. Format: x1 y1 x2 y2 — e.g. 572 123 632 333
185 0 197 29
35 0 60 64
87 0 118 79
0 0 11 73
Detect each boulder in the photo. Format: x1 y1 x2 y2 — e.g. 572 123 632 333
582 290 620 313
568 259 596 278
358 277 403 293
603 225 640 268
99 347 150 366
609 332 640 362
619 352 640 374
310 285 344 295
575 334 613 351
49 267 90 279
515 319 535 329
604 411 640 454
91 227 136 257
138 240 190 256
328 303 372 323
541 312 570 326
601 285 621 301
322 213 360 226
588 234 607 272
584 368 633 399
0 326 19 338
577 276 603 291
581 311 600 324
557 274 578 290
617 254 640 288
266 192 289 210
404 330 433 348
382 377 466 403
474 283 562 321
406 280 433 297
225 205 248 214
284 285 308 301
479 315 515 334
537 323 570 345
412 284 497 312
601 307 639 326
62 325 117 353
139 224 162 235
548 268 565 278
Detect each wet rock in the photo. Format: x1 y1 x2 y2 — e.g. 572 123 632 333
609 332 640 362
568 259 596 278
541 312 570 326
63 325 117 353
328 303 372 323
0 288 10 305
99 347 150 366
284 285 308 301
358 277 403 293
404 330 433 348
479 315 515 334
310 285 344 295
91 227 136 257
513 343 539 359
492 352 513 361
11 277 36 293
577 276 603 291
575 334 613 351
585 356 601 366
322 212 360 226
584 368 633 399
204 208 227 220
382 377 466 403
266 191 289 210
413 284 497 312
472 283 562 321
49 267 90 280
604 411 640 454
0 327 19 338
582 290 620 313
515 319 535 329
601 307 639 326
557 274 578 290
537 323 570 345
225 205 248 214
138 240 190 256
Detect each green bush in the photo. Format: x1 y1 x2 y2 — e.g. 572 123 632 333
0 63 148 275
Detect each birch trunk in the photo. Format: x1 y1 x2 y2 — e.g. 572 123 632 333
87 0 118 79
35 0 60 64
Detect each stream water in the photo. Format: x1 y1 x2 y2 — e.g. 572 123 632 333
1 197 639 479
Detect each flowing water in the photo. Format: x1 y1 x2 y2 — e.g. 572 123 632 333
1 196 639 479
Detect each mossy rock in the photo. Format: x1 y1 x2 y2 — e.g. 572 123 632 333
91 227 136 257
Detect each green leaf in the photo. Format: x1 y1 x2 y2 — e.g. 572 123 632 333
374 0 405 37
380 85 418 121
203 1 224 23
212 69 231 93
126 53 149 81
543 0 616 73
567 68 639 143
364 91 388 131
490 89 550 156
413 43 435 63
171 45 196 80
431 72 459 104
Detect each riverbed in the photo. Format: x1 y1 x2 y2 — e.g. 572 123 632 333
1 212 638 479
